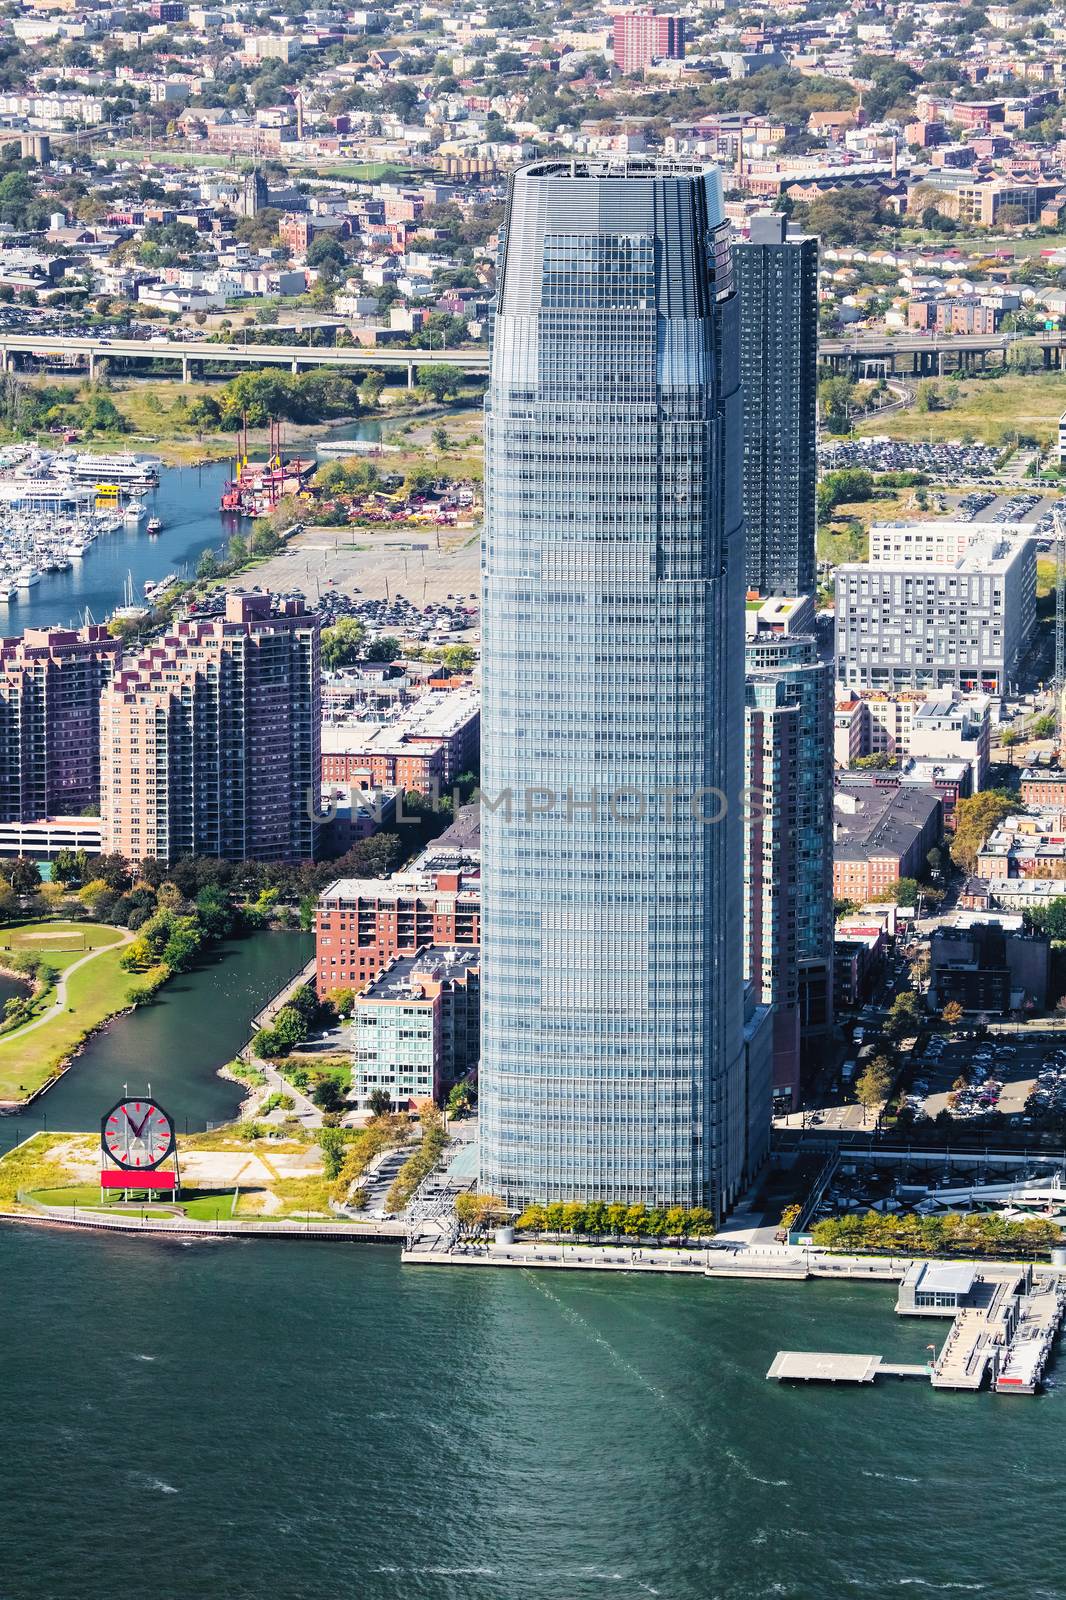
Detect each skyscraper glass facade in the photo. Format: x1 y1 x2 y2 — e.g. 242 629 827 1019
479 158 751 1212
735 217 818 598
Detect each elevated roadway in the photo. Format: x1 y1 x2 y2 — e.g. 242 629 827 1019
0 331 490 384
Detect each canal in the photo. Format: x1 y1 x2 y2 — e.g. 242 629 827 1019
0 930 311 1145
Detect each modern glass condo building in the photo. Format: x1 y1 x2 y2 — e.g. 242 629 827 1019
479 158 752 1213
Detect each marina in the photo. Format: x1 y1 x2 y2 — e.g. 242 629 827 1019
0 445 162 609
0 457 246 633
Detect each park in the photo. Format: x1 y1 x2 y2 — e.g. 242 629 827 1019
0 922 134 1107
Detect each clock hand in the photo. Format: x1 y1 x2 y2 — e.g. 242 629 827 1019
126 1109 149 1138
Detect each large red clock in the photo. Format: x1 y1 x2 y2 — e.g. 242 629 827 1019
101 1098 176 1171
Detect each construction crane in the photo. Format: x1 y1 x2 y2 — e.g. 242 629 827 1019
1054 505 1066 753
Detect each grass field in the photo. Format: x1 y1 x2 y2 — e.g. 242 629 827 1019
0 923 131 1104
857 371 1066 448
0 921 123 966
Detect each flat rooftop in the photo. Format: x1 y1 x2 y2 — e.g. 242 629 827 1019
359 944 480 1001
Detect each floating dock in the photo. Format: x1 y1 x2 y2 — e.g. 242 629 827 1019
767 1352 929 1384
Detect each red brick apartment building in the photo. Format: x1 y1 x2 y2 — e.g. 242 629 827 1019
315 845 481 996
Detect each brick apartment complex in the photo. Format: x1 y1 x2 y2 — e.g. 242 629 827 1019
0 625 121 822
612 9 685 71
315 839 480 996
833 779 943 902
321 726 446 792
1019 768 1066 814
100 592 320 865
320 687 479 792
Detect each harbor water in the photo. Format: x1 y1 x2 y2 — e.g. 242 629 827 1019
0 931 311 1142
4 460 244 632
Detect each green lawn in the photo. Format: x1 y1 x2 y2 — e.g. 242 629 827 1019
27 1183 242 1221
0 921 122 968
0 923 132 1103
857 371 1066 448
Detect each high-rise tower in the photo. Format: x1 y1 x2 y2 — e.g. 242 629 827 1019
100 592 320 866
0 625 121 822
745 614 834 1112
480 158 755 1214
734 214 818 598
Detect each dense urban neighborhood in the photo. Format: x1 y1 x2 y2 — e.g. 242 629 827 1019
4 2 1066 1596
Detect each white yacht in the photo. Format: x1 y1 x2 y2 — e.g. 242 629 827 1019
54 452 161 487
16 565 40 588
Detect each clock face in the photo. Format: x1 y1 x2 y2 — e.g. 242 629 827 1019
101 1098 175 1171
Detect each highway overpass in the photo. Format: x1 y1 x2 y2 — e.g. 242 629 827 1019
820 330 1066 376
3 326 1063 383
0 332 491 384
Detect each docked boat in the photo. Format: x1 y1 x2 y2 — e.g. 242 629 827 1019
53 451 161 488
16 565 40 588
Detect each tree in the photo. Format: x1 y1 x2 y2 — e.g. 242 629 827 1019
439 644 476 673
271 1004 309 1048
8 857 39 896
941 1000 965 1029
363 634 401 663
818 375 855 433
319 1125 348 1179
951 789 1015 874
872 877 919 906
855 1055 893 1121
327 986 355 1019
1026 896 1066 942
914 380 942 414
311 1075 347 1113
417 363 464 402
886 990 923 1036
51 847 81 885
321 618 367 671
367 1086 392 1117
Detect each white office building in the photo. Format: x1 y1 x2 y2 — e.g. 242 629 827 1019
835 534 1036 693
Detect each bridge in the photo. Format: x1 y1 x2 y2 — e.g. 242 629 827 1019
0 331 491 385
820 330 1066 377
5 326 1064 384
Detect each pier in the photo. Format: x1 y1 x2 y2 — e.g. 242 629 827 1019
769 1263 1066 1396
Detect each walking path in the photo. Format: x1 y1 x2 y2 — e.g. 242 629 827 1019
0 929 134 1044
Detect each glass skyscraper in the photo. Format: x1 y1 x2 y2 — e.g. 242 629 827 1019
479 158 753 1214
734 214 818 599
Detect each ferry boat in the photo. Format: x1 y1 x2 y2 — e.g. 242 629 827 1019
54 452 161 488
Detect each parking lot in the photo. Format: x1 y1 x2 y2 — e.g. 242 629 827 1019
909 1034 1042 1126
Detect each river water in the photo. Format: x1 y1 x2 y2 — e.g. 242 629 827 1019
1 1236 1064 1600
